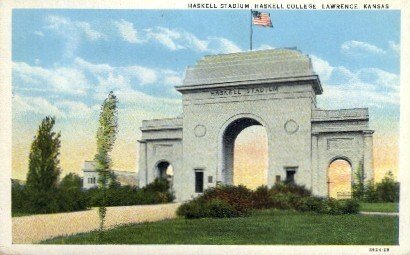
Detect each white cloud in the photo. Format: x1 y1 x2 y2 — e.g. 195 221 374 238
45 15 70 30
208 37 242 54
357 68 399 91
310 55 334 82
44 15 105 58
183 31 209 52
255 44 275 51
55 100 99 119
124 66 158 85
389 41 400 54
341 40 386 56
145 27 184 50
162 70 183 85
76 22 105 41
116 22 241 54
74 57 113 73
73 57 182 87
34 31 44 37
13 57 184 120
311 55 399 108
13 61 89 95
13 94 101 120
44 15 79 59
110 88 160 104
114 19 142 44
95 72 131 92
13 94 65 118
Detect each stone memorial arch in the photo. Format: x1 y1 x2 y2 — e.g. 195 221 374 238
138 49 374 202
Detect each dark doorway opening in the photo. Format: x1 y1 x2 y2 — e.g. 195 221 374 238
285 167 297 185
195 170 204 193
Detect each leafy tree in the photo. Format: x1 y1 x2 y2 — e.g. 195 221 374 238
376 171 399 202
11 180 26 213
26 116 61 192
23 116 62 213
58 173 89 212
364 180 377 202
60 173 83 190
94 91 119 232
108 171 121 189
352 162 365 200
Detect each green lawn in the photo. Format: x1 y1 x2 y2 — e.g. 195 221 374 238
42 209 399 245
359 203 398 213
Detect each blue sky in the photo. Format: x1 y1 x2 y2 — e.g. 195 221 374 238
12 10 400 112
11 9 401 178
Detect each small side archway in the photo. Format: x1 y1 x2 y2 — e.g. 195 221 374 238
155 160 174 189
327 157 353 199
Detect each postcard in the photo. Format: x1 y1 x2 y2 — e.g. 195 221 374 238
0 0 409 254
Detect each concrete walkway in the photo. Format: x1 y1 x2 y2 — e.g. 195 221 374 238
12 203 180 244
359 211 399 216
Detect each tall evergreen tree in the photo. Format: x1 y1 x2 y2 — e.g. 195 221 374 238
94 91 119 232
26 116 61 193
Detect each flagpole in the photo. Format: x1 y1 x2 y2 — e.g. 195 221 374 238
250 9 253 51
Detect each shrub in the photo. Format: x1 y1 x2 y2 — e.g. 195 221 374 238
58 173 89 212
144 178 172 193
269 193 298 210
271 195 358 215
323 198 344 215
259 183 311 211
364 181 378 202
300 197 325 212
57 188 89 212
352 164 366 200
12 181 26 213
25 189 61 214
252 185 273 209
269 182 311 197
206 199 239 218
177 183 360 219
359 171 400 203
202 185 253 216
177 185 252 219
86 178 174 207
12 177 174 216
177 198 240 219
375 171 399 202
342 199 360 214
177 199 209 219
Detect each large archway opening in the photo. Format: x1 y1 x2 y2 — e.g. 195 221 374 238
156 161 174 190
222 117 268 189
327 159 352 199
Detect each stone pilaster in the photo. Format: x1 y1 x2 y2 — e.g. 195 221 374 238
363 130 374 183
137 141 147 187
311 132 319 195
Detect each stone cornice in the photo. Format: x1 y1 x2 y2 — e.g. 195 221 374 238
176 75 322 95
140 126 183 131
141 117 183 131
312 108 369 122
311 129 374 135
363 130 375 135
139 138 183 142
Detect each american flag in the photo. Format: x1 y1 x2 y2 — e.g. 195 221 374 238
252 11 273 27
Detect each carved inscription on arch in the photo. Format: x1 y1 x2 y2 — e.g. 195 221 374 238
209 85 278 97
327 138 353 150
